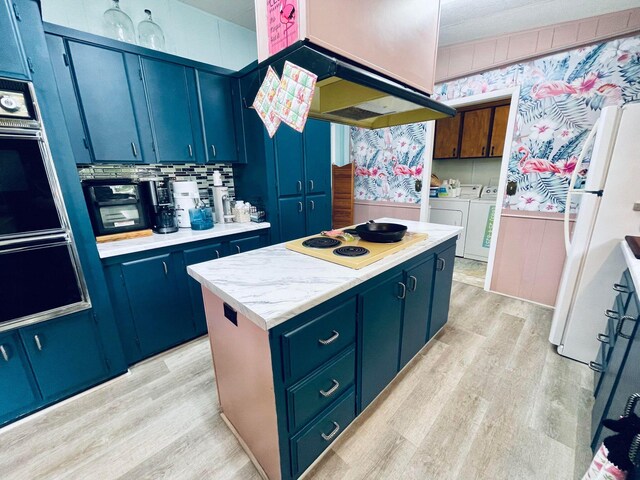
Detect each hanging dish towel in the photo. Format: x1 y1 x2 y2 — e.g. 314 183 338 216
272 61 317 132
252 66 282 138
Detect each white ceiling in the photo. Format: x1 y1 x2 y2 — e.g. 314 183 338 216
179 0 640 44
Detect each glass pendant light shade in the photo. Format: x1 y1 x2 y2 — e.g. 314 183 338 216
138 9 166 51
102 0 136 43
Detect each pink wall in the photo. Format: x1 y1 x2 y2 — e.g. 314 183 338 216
353 200 421 224
436 7 640 83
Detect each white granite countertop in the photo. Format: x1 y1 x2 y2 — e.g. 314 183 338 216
188 218 463 330
97 222 271 259
621 240 640 290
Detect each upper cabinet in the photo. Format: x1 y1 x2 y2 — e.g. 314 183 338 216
255 0 440 94
197 70 239 163
45 27 240 165
141 58 200 164
433 104 510 160
0 0 29 80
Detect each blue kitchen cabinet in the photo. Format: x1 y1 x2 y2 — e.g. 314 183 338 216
400 256 436 368
305 193 331 235
20 310 109 402
303 119 331 195
276 126 305 197
121 253 195 357
229 235 265 255
183 242 226 336
141 58 200 163
197 70 238 163
359 272 405 410
0 331 41 425
66 41 150 163
0 0 29 80
279 197 306 242
428 244 456 339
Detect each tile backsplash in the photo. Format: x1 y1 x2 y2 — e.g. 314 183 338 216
77 163 235 204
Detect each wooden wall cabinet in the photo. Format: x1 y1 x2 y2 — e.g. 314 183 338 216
489 105 510 158
433 114 461 159
460 108 492 158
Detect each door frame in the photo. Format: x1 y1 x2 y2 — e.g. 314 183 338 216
420 86 521 292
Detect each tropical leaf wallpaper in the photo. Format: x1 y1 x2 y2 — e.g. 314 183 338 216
352 35 640 212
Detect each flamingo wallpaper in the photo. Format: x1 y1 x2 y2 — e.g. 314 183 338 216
352 35 640 212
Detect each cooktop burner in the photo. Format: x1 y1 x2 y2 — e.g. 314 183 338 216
333 246 370 257
302 237 341 249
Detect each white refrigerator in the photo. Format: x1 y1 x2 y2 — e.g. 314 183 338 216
549 102 640 364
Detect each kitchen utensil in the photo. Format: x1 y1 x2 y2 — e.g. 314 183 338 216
354 220 407 243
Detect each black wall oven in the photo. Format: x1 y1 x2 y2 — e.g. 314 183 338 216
0 78 89 331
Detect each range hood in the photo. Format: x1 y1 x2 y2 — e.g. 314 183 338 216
257 41 456 129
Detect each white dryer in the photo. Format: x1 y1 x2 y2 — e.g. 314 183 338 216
465 187 498 262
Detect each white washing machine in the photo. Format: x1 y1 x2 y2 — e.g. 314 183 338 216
464 187 498 262
428 185 482 257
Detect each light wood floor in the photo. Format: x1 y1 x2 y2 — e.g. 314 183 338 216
0 282 593 480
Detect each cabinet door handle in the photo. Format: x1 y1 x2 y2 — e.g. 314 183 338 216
319 379 340 398
215 250 220 259
491 146 495 156
298 201 303 213
210 144 216 158
131 142 138 157
482 146 486 156
589 361 604 372
321 421 340 441
597 333 610 343
437 257 446 271
605 309 620 319
617 315 637 340
0 345 8 362
309 179 314 191
188 144 193 157
236 245 241 254
452 147 456 157
162 261 168 276
297 180 302 192
318 330 339 345
310 200 315 211
613 283 629 293
34 335 42 351
408 275 418 292
397 282 406 299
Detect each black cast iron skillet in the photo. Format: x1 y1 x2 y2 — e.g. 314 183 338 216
355 220 407 243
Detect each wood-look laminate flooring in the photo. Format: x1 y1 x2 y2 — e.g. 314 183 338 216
0 282 594 480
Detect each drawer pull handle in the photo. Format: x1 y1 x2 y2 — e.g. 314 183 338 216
597 333 610 343
320 421 340 441
297 180 302 192
188 144 193 157
589 361 604 372
614 283 629 293
298 201 303 213
319 379 340 398
162 261 168 276
318 330 339 345
34 335 42 351
618 315 637 340
397 282 406 300
0 345 8 362
131 142 138 157
310 200 315 211
409 275 418 292
236 245 241 254
215 250 220 259
309 179 314 191
605 309 620 319
210 144 216 158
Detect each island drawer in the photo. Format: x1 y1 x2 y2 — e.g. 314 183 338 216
290 388 356 477
287 347 355 432
282 297 356 381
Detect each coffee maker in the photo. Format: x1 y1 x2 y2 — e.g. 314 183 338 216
140 179 178 234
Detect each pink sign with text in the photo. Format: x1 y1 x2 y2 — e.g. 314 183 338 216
267 0 299 56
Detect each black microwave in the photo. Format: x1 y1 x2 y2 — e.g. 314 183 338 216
82 179 149 236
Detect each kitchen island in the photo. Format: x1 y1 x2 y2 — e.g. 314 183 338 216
188 219 462 480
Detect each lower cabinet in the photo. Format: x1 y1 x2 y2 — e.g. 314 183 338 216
105 231 268 365
0 309 111 426
429 244 456 339
279 197 306 242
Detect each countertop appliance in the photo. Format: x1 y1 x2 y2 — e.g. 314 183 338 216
550 103 640 364
285 230 428 269
212 185 233 224
172 181 200 228
82 179 149 236
0 78 89 331
140 179 178 234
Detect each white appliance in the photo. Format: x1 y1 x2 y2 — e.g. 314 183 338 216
429 184 482 257
465 187 498 262
550 103 640 364
172 181 200 228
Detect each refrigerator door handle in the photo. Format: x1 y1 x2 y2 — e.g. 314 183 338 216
564 119 600 253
